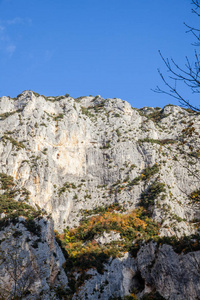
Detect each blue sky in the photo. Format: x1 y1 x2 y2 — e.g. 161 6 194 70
0 0 198 108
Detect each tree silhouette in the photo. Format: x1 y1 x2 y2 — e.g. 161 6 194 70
154 0 200 112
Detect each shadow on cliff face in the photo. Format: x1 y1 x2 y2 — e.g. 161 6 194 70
132 270 145 293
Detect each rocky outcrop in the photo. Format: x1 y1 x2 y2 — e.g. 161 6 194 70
75 242 200 300
95 231 122 245
0 216 68 299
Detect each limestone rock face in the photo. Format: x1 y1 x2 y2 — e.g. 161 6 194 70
1 91 200 299
0 91 199 235
136 242 200 300
75 242 200 300
0 216 68 299
73 252 136 300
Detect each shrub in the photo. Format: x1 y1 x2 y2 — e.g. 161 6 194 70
81 107 94 118
189 189 200 203
81 203 125 217
140 181 166 209
57 207 159 275
0 173 15 190
1 135 25 150
53 113 64 121
0 173 42 229
0 109 22 120
141 164 159 181
129 164 159 186
139 138 176 145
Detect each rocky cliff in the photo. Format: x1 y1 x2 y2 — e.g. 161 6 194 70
0 91 200 299
0 216 68 299
75 242 200 300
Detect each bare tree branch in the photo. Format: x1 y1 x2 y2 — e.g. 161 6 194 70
192 0 200 16
153 51 200 112
154 1 200 112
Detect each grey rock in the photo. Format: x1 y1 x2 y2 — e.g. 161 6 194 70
0 216 68 299
0 91 199 235
0 91 200 299
95 231 122 245
75 242 200 300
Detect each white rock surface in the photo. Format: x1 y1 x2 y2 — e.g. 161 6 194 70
0 91 199 235
0 91 200 299
95 231 122 244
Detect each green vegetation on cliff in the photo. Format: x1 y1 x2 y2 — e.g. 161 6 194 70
0 173 42 231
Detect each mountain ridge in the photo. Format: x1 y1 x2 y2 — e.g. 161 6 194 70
0 91 200 299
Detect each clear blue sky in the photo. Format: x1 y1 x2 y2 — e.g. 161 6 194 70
0 0 198 108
